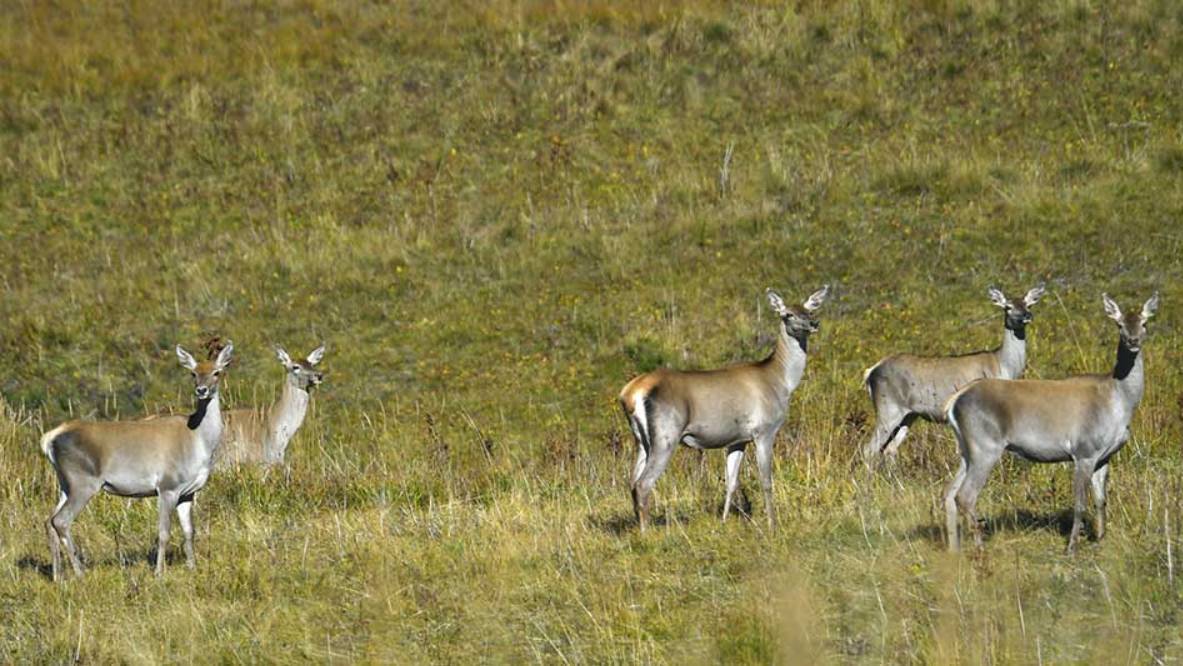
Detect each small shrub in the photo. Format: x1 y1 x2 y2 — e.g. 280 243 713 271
1155 145 1183 174
623 339 666 373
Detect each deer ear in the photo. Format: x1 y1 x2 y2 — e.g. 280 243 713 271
1141 292 1160 321
987 287 1009 309
1102 293 1123 322
214 341 234 371
766 289 789 317
1023 284 1046 307
274 345 293 366
306 344 326 366
176 345 198 371
802 284 830 312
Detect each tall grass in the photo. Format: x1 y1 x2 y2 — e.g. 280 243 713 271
2 0 1183 661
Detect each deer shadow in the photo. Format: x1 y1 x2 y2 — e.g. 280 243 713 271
587 507 704 536
17 547 178 581
985 508 1077 538
16 556 53 580
911 508 1078 545
586 513 637 536
103 547 166 568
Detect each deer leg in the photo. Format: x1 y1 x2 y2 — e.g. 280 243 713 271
176 495 197 570
633 431 677 532
155 490 180 576
45 491 67 581
943 458 968 551
49 480 99 580
629 433 648 488
883 413 918 459
626 412 649 523
722 443 747 521
863 404 905 468
1067 458 1096 555
1090 464 1110 541
955 446 1004 550
754 430 778 530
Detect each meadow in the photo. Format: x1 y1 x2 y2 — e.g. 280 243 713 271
2 0 1183 661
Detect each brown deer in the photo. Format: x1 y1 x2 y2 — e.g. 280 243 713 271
217 344 324 468
944 293 1157 553
41 343 234 579
619 285 830 530
862 285 1045 466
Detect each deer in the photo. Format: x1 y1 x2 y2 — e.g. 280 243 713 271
944 292 1158 553
217 344 325 468
619 285 830 531
862 284 1045 466
40 342 234 580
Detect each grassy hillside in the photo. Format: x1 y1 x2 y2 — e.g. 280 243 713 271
2 0 1183 661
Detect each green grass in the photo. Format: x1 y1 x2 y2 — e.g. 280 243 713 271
3 0 1183 661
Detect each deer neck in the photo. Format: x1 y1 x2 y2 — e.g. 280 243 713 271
996 324 1027 379
187 392 224 457
264 379 310 464
766 324 809 399
1112 339 1144 408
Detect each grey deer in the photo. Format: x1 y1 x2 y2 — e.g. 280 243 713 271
862 285 1045 466
217 344 325 468
41 343 234 580
619 285 830 530
944 292 1158 553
